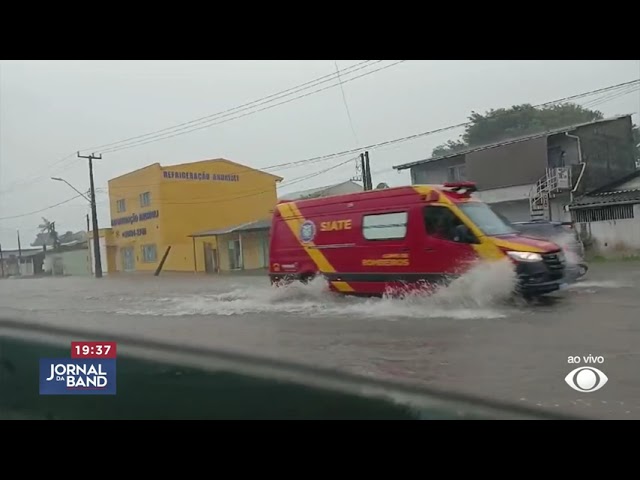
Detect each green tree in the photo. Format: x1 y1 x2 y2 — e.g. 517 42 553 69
432 103 604 157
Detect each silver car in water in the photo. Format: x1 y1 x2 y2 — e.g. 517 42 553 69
511 220 588 283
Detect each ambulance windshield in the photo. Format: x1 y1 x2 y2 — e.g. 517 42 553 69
459 202 516 236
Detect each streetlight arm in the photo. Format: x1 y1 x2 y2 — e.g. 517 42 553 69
51 177 92 203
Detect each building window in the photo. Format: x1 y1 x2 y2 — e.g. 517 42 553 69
116 199 126 213
572 204 635 223
141 244 157 263
447 165 467 182
140 191 151 207
362 212 408 240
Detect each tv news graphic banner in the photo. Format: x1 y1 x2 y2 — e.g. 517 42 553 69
39 341 117 395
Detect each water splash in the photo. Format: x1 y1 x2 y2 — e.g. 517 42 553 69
115 259 517 320
566 280 632 289
546 231 584 267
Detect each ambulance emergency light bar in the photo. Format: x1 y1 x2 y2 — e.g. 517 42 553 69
442 181 477 193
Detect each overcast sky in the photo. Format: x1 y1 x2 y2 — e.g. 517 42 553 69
1 60 639 249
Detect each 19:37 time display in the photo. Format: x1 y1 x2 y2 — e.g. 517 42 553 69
70 341 117 359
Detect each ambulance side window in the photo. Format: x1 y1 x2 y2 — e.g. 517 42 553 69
423 206 477 243
362 212 408 240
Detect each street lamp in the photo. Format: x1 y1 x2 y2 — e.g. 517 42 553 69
51 176 102 278
51 177 91 203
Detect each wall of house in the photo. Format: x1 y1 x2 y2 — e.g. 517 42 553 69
547 133 581 168
410 155 466 184
89 236 110 275
62 250 91 275
19 259 35 276
472 184 533 204
216 229 269 271
158 160 278 273
466 137 548 190
574 116 637 194
483 195 571 223
549 193 572 222
574 204 640 256
44 249 90 276
618 175 640 189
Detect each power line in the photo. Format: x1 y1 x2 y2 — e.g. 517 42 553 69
0 62 379 196
0 152 78 195
582 83 639 109
79 61 378 154
4 72 635 199
0 194 86 221
334 60 360 146
0 156 358 222
65 77 640 193
3 77 638 215
98 61 407 155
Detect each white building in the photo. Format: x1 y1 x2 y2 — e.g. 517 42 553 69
569 171 640 256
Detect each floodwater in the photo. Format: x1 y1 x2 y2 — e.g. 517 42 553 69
2 260 640 419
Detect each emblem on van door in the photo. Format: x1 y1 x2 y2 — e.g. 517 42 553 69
299 220 317 243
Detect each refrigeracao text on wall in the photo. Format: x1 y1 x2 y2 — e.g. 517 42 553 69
163 171 240 182
111 210 159 227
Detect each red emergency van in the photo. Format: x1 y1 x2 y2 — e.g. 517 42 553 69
268 182 566 297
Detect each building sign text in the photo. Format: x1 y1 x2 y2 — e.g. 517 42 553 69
163 170 240 182
111 209 159 227
122 228 147 238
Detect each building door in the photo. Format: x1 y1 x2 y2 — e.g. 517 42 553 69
122 247 135 272
203 243 217 274
228 238 243 270
257 234 269 268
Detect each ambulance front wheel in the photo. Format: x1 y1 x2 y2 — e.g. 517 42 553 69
299 272 316 285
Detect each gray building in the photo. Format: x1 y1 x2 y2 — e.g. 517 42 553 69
393 115 638 223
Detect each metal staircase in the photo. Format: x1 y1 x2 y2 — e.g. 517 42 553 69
529 168 561 220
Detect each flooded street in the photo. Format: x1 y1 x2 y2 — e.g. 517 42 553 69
2 261 640 419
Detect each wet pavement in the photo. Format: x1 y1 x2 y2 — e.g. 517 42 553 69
1 260 640 419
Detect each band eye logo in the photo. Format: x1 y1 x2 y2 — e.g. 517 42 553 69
565 367 608 393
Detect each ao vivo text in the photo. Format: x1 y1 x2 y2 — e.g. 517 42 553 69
567 354 605 364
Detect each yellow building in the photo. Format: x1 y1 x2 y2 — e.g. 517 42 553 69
104 158 281 273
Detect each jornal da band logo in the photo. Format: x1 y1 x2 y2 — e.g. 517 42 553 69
39 341 117 396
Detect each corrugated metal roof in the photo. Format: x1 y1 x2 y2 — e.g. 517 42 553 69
189 218 271 237
393 115 631 171
570 188 640 208
0 248 44 258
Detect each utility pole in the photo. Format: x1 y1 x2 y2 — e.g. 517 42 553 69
86 214 90 233
360 151 373 191
0 243 4 278
364 151 372 191
77 152 103 278
17 230 22 275
360 153 368 190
